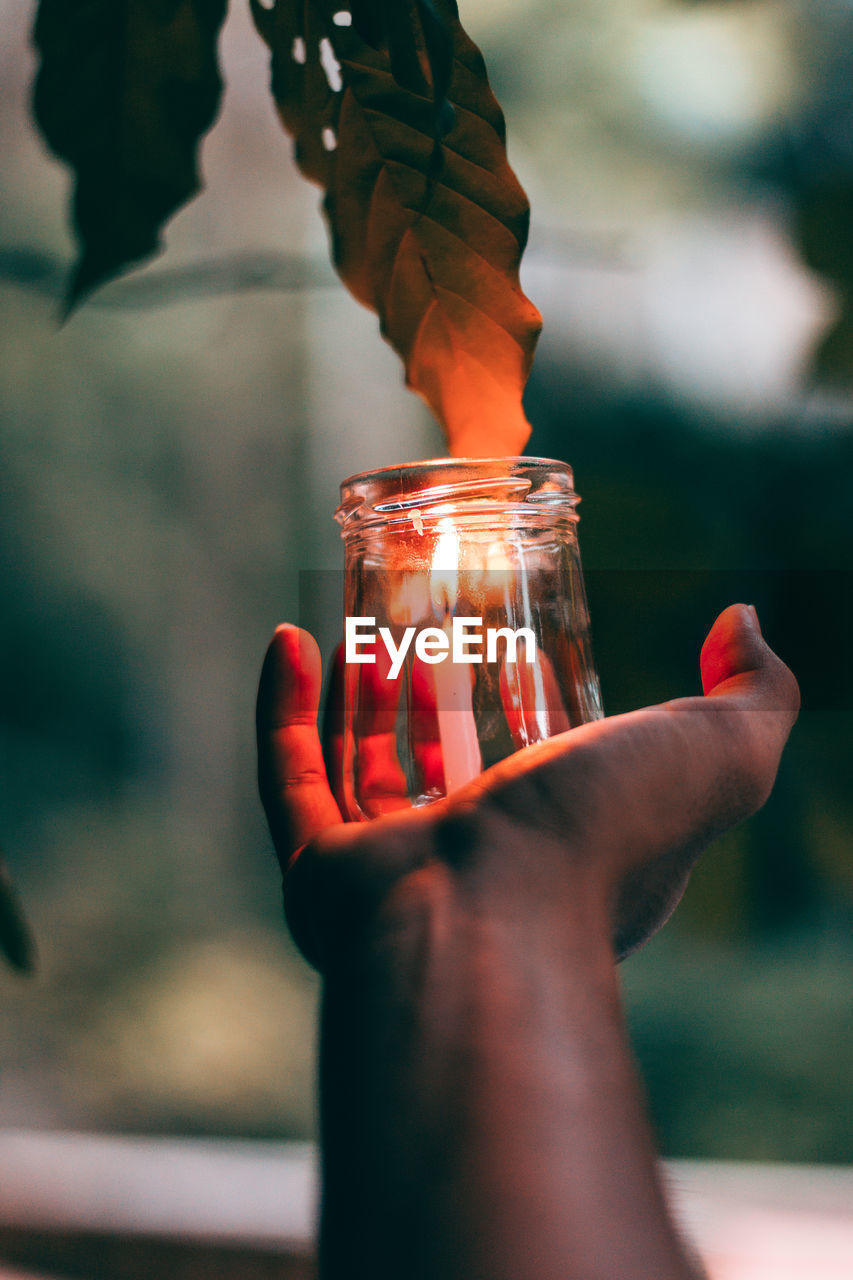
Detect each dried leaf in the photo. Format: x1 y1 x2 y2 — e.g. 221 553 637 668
32 0 229 310
349 0 456 134
252 0 542 455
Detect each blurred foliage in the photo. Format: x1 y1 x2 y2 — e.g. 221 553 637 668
766 2 853 387
0 856 35 973
624 933 853 1163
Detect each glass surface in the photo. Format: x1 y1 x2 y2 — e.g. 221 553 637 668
336 458 603 821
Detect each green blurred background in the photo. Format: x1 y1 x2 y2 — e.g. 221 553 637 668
1 0 851 1163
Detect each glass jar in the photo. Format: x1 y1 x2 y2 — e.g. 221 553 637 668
335 457 603 821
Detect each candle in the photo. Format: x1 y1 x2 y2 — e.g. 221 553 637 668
430 519 482 793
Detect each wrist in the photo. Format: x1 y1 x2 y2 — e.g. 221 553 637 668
351 799 615 969
317 859 687 1280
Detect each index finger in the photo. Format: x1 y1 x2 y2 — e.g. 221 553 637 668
257 625 342 865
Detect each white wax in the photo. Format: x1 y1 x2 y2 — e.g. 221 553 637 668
433 620 481 794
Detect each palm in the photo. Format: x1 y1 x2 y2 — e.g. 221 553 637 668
257 605 798 971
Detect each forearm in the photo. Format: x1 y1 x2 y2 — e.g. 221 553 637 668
316 863 695 1280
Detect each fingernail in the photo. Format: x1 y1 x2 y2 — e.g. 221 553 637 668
746 604 762 636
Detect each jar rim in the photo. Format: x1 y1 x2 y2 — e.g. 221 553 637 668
338 455 572 491
336 456 578 535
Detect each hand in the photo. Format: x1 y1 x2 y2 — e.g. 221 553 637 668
256 604 799 971
257 604 798 1280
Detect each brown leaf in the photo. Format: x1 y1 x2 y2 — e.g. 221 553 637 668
349 0 456 132
251 0 542 455
32 0 229 311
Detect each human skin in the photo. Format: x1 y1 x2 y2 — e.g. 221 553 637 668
256 604 799 1280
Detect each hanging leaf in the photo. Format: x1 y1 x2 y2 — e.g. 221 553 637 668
251 0 542 455
32 0 229 311
348 0 456 137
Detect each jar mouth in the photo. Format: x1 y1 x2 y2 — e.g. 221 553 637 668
336 457 578 534
338 456 567 488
